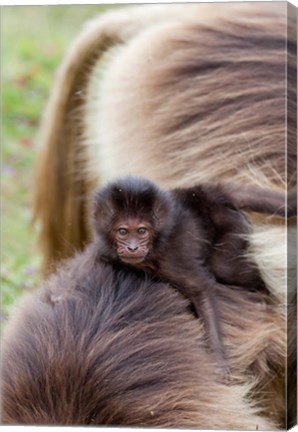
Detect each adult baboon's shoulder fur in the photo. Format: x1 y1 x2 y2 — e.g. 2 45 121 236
34 2 296 272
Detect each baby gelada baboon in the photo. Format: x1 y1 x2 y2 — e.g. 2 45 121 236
92 176 295 375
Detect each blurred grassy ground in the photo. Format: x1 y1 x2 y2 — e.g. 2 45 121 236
1 5 118 320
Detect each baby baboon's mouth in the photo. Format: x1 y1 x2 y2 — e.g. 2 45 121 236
120 255 146 265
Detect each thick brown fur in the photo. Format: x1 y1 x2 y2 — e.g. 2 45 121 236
12 2 297 428
0 247 277 429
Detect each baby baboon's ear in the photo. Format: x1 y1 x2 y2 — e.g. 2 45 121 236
92 189 115 233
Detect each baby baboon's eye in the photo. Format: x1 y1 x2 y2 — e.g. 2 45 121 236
118 228 128 236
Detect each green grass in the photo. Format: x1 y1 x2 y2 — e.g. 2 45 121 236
1 5 118 320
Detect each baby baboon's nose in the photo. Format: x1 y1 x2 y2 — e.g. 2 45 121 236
127 246 139 252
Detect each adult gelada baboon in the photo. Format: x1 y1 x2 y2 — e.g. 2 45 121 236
2 2 297 428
